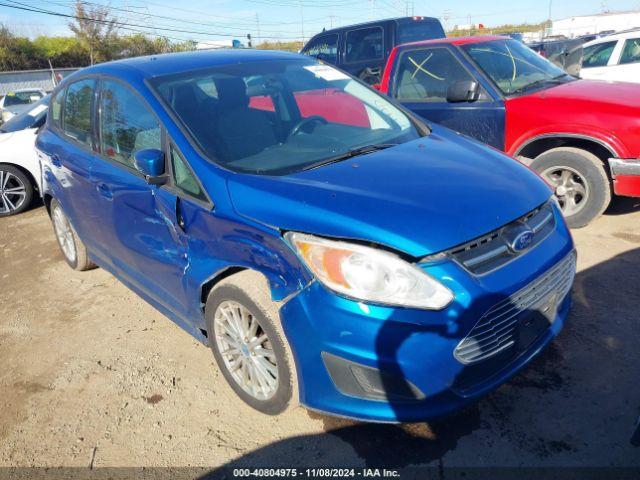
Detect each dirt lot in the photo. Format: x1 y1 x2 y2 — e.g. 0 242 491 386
1 199 639 474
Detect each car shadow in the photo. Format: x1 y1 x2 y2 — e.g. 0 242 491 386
198 248 640 478
604 196 640 216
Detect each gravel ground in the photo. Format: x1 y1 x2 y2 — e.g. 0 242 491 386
0 199 639 473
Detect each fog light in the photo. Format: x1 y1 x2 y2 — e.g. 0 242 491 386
322 352 425 401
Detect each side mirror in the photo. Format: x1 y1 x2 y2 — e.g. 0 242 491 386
446 80 480 103
134 148 166 185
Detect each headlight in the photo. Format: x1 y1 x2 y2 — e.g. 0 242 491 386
285 232 453 310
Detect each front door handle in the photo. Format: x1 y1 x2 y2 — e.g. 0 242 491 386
176 197 185 231
96 182 113 199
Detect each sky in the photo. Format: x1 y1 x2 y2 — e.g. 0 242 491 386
1 0 640 43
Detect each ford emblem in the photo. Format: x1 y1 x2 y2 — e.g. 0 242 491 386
510 229 534 252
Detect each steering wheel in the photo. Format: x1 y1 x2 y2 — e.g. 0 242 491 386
287 115 328 140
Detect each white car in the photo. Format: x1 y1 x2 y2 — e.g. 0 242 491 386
0 88 46 124
580 30 640 83
0 95 48 216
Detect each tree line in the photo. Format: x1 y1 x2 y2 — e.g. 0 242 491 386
0 1 195 72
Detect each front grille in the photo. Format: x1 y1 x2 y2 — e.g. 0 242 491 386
447 201 556 275
454 251 576 365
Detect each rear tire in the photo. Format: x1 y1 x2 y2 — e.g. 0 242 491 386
531 147 611 228
0 165 33 217
205 270 298 415
50 198 96 271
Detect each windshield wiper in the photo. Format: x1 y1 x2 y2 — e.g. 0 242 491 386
511 74 568 95
301 144 397 171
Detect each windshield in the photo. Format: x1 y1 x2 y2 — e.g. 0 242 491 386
150 58 422 175
3 90 44 107
0 95 49 133
461 39 571 95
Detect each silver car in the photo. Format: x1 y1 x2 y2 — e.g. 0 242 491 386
0 88 46 124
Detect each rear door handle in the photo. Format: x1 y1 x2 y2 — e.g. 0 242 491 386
96 182 113 199
51 154 61 167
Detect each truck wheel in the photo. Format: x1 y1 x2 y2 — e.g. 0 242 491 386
50 198 96 271
205 270 298 415
0 165 33 217
531 147 611 228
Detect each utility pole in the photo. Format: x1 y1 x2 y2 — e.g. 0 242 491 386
255 13 261 46
442 9 451 31
329 15 337 28
300 0 305 43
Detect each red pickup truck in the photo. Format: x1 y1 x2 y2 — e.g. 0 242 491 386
377 35 640 227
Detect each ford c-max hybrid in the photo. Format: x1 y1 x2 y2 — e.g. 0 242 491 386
36 50 575 422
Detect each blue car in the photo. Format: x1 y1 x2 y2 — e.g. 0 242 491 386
36 49 576 422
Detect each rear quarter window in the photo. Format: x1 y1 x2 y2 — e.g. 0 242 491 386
302 34 339 64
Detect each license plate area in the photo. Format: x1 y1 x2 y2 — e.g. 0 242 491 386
516 291 560 350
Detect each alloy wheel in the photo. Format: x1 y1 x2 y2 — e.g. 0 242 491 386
213 300 279 401
0 169 27 214
52 206 77 263
541 166 589 217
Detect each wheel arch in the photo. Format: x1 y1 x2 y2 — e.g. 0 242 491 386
43 193 54 216
198 264 301 339
0 162 38 192
515 134 618 174
200 265 250 313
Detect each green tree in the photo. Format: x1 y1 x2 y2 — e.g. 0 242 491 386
32 36 89 68
68 0 118 64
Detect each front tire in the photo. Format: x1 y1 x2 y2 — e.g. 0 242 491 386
205 270 298 415
530 147 611 228
0 165 33 217
50 198 96 271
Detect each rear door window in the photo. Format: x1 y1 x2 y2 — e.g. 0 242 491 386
582 41 617 68
302 34 339 63
99 79 161 168
619 38 640 65
62 79 96 148
345 27 383 63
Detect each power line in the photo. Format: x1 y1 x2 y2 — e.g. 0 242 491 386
50 0 328 31
1 0 295 38
142 0 332 25
34 0 321 31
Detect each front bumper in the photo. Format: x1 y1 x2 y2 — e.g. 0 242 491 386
609 158 640 198
278 207 575 423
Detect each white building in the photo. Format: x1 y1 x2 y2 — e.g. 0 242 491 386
196 40 245 50
552 10 640 38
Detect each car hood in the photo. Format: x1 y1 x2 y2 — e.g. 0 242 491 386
227 127 552 257
533 79 640 110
